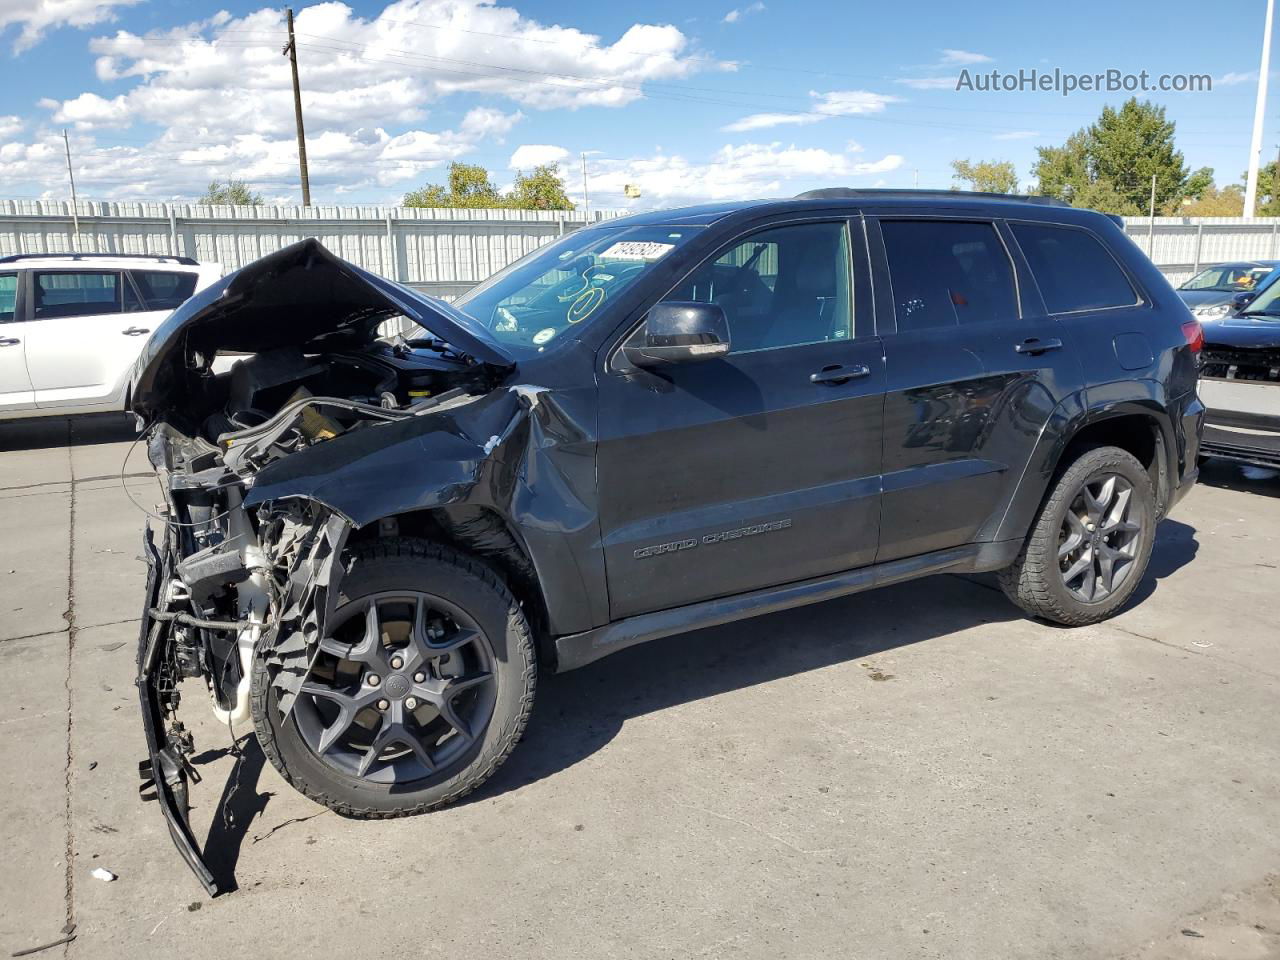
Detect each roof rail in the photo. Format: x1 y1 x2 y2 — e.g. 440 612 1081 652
793 188 1071 208
0 253 200 266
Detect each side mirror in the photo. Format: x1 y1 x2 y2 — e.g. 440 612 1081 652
624 301 730 367
1233 291 1258 308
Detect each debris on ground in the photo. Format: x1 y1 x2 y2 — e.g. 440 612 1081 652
10 932 76 957
90 867 117 882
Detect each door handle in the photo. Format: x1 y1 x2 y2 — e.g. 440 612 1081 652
1014 337 1063 355
122 326 151 336
0 337 18 347
810 363 870 385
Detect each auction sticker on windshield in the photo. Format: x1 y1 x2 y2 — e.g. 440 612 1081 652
600 241 675 261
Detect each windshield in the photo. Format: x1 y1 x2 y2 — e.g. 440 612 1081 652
454 224 701 356
1239 276 1280 318
1180 262 1275 293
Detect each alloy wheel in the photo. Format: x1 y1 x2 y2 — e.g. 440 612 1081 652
292 591 497 784
1057 473 1144 603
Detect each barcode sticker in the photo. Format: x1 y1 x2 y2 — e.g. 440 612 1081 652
599 241 675 261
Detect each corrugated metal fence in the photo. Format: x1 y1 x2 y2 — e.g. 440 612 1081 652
1120 216 1280 286
0 200 621 300
2 200 1280 294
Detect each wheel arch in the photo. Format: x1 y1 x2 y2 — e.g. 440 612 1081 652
346 504 557 665
992 389 1176 542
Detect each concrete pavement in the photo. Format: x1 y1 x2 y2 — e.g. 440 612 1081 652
1 414 1278 959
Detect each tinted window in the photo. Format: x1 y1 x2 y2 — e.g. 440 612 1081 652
1012 223 1137 313
664 221 851 352
34 272 121 320
0 273 15 322
131 270 198 310
880 220 1017 331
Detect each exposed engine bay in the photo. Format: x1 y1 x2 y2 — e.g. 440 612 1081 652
131 239 534 894
146 339 489 708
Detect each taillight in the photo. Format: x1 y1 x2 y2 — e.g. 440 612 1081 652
1181 320 1203 354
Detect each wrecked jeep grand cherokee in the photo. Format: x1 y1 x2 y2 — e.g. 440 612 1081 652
132 191 1204 893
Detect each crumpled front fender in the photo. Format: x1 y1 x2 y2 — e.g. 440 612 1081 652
242 384 606 636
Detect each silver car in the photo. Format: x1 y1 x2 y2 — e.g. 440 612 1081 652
1177 260 1280 323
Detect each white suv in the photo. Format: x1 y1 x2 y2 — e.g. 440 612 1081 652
0 253 221 419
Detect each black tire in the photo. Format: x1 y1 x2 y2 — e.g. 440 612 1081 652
251 538 536 818
998 445 1156 626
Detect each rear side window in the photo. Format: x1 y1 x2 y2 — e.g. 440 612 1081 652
33 271 122 320
880 220 1017 331
0 273 15 322
1011 223 1138 313
130 270 197 310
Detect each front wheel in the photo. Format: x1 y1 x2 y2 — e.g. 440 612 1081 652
251 539 536 817
998 446 1156 625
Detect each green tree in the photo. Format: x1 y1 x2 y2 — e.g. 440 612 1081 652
1032 130 1092 201
1237 162 1280 215
1090 99 1187 212
1032 98 1189 215
403 162 502 208
200 178 263 205
950 158 1018 193
403 161 575 210
1181 183 1245 217
1184 166 1215 201
508 163 574 210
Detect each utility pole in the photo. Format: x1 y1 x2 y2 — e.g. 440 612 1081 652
1245 0 1275 217
62 129 82 251
580 152 590 222
913 169 919 188
283 8 311 207
1147 173 1157 256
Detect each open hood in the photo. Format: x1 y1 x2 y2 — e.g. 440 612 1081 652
131 238 512 415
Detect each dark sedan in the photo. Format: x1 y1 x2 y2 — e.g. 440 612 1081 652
1199 277 1280 467
1178 260 1280 323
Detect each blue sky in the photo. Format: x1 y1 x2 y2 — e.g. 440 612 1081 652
0 0 1270 208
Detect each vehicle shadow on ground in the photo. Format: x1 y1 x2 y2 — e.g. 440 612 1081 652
468 517 1200 806
0 413 135 451
197 737 274 894
1197 457 1280 500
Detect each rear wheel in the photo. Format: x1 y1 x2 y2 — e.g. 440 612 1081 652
251 539 536 817
998 446 1156 625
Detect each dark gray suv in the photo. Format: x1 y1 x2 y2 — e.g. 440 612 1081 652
130 189 1205 892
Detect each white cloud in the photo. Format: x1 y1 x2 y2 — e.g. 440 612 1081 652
0 0 142 53
46 92 132 129
583 141 903 206
0 114 23 139
939 49 992 66
993 130 1039 140
1218 71 1257 87
722 2 764 23
898 49 991 90
509 144 570 169
722 112 824 132
722 89 897 132
10 0 724 200
896 75 959 90
811 90 898 116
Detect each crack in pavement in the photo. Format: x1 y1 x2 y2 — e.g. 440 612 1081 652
0 472 152 495
60 420 78 956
